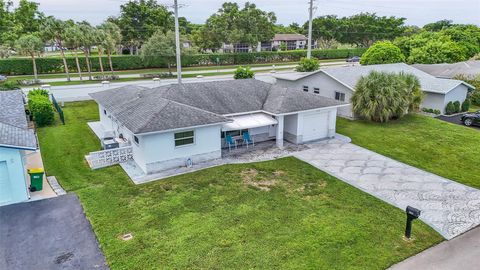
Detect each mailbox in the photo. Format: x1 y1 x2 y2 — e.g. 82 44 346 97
405 206 421 239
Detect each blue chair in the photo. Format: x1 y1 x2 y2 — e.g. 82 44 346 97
226 135 237 151
242 132 254 148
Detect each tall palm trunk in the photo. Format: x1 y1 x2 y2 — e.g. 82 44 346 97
31 53 38 80
58 40 71 82
97 46 105 76
73 50 83 81
107 50 114 75
84 49 92 80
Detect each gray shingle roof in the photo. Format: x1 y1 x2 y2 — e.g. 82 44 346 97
275 63 475 94
273 34 307 41
0 90 36 150
90 79 345 134
413 61 480 80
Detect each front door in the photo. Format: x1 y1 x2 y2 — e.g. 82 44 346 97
0 161 12 206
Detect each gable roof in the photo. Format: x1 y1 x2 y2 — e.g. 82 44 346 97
273 34 307 41
275 63 475 94
0 90 36 150
413 60 480 79
90 79 345 134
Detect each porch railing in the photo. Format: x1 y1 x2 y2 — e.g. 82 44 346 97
85 146 133 169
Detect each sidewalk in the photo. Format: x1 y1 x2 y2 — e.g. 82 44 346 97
389 226 480 270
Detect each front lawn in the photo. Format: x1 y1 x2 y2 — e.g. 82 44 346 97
337 114 480 189
37 102 442 269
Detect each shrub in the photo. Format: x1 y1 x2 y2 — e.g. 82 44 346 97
453 101 461 113
28 90 54 127
445 101 455 115
461 99 471 112
471 90 480 106
360 41 406 65
233 66 254 79
0 81 20 91
295 57 320 72
93 75 120 81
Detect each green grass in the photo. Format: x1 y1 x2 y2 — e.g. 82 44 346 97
337 114 480 189
470 105 480 112
37 101 442 269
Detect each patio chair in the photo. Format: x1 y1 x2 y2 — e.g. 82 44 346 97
242 132 254 148
226 135 237 151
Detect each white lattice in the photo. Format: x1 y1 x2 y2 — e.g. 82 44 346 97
85 146 133 169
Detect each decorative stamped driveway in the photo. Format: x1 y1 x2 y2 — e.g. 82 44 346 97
294 138 480 239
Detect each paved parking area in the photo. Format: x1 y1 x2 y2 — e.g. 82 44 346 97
294 139 480 239
0 194 108 269
436 114 479 130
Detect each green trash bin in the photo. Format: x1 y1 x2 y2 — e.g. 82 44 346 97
28 168 44 192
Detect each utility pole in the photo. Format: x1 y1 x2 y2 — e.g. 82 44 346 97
174 0 182 84
307 0 315 59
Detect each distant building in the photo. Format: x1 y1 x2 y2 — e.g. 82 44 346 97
413 61 480 80
272 34 309 51
219 33 316 53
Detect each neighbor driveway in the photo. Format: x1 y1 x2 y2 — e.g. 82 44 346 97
294 139 480 239
436 114 480 130
0 194 108 269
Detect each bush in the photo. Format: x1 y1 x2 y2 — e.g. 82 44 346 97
360 41 405 65
93 75 120 81
28 90 54 127
453 101 461 113
434 109 441 115
295 57 320 72
445 101 455 115
233 66 254 79
461 99 471 112
0 48 367 75
471 90 480 106
0 81 20 91
141 73 175 79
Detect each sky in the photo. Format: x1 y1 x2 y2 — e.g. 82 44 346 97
10 0 480 27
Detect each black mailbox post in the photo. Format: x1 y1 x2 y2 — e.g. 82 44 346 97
405 206 421 239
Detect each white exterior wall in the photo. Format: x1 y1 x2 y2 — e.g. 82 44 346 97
276 73 354 118
422 92 447 114
139 125 222 173
444 85 469 110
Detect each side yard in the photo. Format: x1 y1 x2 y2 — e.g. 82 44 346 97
337 114 480 189
36 101 442 269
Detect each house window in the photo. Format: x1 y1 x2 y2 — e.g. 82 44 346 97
133 135 139 144
303 85 309 92
335 92 346 102
174 130 194 147
313 87 320 94
221 129 248 138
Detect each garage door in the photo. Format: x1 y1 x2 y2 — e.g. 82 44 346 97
302 112 329 142
0 161 12 205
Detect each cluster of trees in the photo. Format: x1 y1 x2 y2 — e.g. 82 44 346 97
361 21 480 65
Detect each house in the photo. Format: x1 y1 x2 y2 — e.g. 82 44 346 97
0 91 37 206
271 34 310 51
414 60 480 80
274 63 475 116
89 79 346 175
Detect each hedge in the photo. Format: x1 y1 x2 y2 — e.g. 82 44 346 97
0 48 367 75
28 89 54 126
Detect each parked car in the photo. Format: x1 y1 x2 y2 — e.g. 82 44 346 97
461 110 480 127
0 75 7 82
347 56 361 62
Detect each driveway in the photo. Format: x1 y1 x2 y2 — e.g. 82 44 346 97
294 139 480 239
436 114 479 130
0 194 108 269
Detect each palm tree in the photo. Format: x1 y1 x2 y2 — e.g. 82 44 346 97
41 17 71 81
351 71 410 122
15 34 43 80
399 72 424 112
94 28 107 76
64 24 84 81
78 23 95 80
99 22 122 75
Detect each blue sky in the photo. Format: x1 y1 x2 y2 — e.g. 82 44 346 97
11 0 480 26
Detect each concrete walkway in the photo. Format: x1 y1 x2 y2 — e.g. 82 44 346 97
389 225 480 270
294 139 480 240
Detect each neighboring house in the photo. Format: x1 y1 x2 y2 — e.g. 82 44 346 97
0 91 37 206
274 63 475 116
414 60 480 80
272 34 309 51
89 80 346 175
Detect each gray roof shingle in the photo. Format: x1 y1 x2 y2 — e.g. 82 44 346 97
413 60 480 79
90 79 345 134
0 90 37 149
275 63 475 94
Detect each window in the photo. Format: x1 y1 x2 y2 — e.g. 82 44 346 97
303 85 309 92
221 129 248 138
335 92 346 102
133 135 139 144
174 130 194 147
313 87 320 94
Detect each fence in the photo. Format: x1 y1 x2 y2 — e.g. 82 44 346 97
85 146 134 169
50 94 65 125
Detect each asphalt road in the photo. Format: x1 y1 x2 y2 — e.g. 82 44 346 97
0 194 108 270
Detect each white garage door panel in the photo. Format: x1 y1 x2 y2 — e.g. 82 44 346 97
302 112 329 142
0 161 12 205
